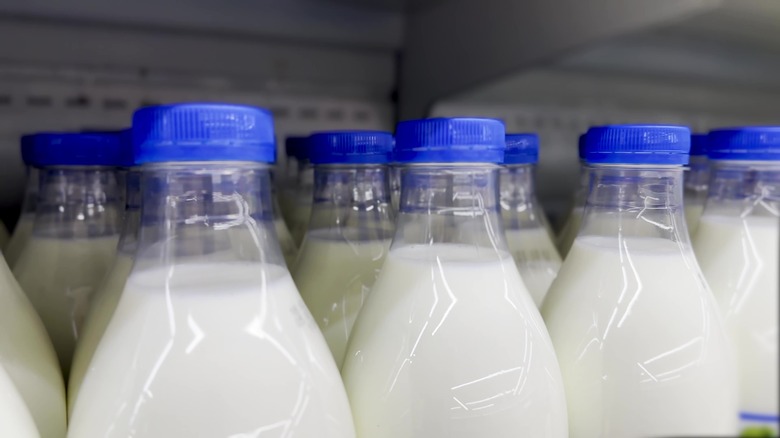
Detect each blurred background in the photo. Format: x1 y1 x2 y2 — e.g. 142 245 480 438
1 0 779 227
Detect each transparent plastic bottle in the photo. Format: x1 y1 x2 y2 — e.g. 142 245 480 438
68 103 356 437
542 125 738 437
556 134 588 258
0 225 66 437
692 127 780 436
390 158 401 212
5 135 39 267
684 133 709 235
68 164 139 417
270 169 298 267
13 133 122 377
284 135 304 187
0 364 41 438
285 136 314 246
293 131 394 369
342 118 568 438
279 135 305 228
501 133 561 306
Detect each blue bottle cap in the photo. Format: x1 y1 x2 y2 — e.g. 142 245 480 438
690 134 708 156
309 131 394 164
20 134 35 165
27 132 124 167
707 127 780 161
132 103 276 164
119 128 135 168
584 125 690 165
504 133 539 164
285 136 308 160
578 134 587 160
394 117 505 164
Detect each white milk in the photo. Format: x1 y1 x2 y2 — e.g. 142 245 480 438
505 227 561 307
0 255 66 438
68 254 133 416
556 206 583 258
342 244 568 438
69 262 355 437
274 218 298 267
542 236 738 437
693 216 779 433
684 203 705 235
4 216 34 268
14 236 119 375
0 364 41 438
293 233 390 368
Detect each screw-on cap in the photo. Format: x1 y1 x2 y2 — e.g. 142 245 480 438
504 133 539 164
27 132 124 167
309 131 393 164
394 117 505 163
690 134 708 156
578 134 587 160
118 128 135 167
707 127 780 161
84 129 134 167
285 136 308 160
132 103 276 164
20 134 35 165
584 125 690 165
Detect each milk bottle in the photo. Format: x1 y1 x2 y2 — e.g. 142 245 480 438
501 133 561 306
556 134 588 257
278 136 305 227
692 127 780 436
0 251 66 437
684 133 709 234
68 103 356 438
5 135 39 267
269 165 298 267
13 133 121 377
342 117 568 438
0 364 41 438
283 136 314 246
390 159 401 212
68 168 140 416
542 125 738 437
293 130 394 368
274 195 298 267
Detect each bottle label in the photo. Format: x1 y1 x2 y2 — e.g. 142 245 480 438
740 412 779 437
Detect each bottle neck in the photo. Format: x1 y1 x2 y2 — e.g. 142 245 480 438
390 165 401 194
308 164 394 240
33 166 121 238
574 161 590 208
134 163 283 268
297 160 313 188
499 164 545 230
580 165 690 245
684 155 709 193
295 161 314 203
704 160 780 219
394 164 507 251
286 157 299 183
117 170 141 255
20 167 39 216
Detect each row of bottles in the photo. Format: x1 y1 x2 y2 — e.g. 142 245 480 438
0 105 776 437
